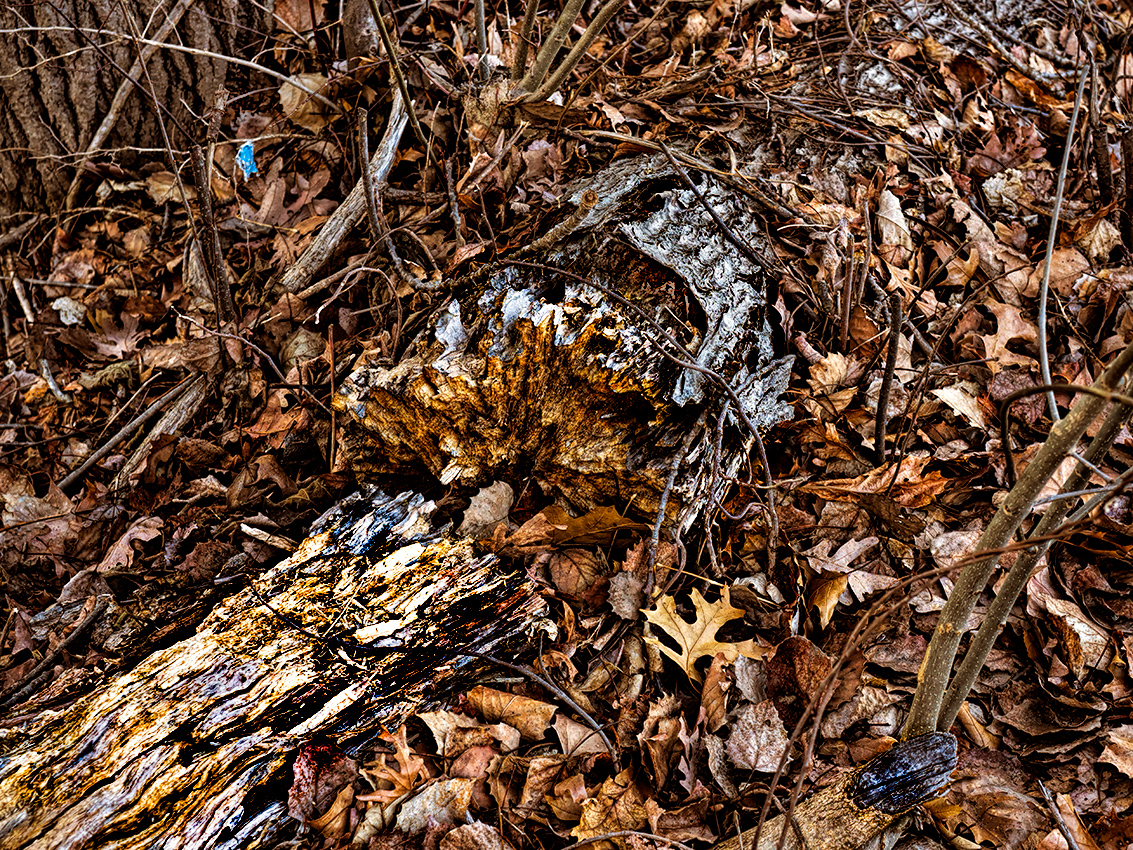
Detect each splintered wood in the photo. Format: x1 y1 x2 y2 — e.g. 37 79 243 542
0 491 545 849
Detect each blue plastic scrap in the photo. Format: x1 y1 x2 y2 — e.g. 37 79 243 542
236 141 258 180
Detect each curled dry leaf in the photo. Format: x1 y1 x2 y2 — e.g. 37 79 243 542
572 768 648 849
359 726 433 807
466 685 557 740
700 653 732 733
549 548 609 609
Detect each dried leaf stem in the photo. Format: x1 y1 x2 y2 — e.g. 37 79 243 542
874 289 901 464
903 335 1133 738
1038 60 1088 422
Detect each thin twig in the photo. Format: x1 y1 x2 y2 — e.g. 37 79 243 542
358 108 383 241
58 376 203 490
0 597 109 708
190 144 237 324
281 91 408 293
10 272 35 324
175 312 332 413
513 189 598 258
1000 382 1133 486
1038 62 1089 422
657 142 769 271
934 386 1133 730
1040 785 1083 850
29 22 342 116
444 158 466 248
1091 58 1113 207
937 0 1068 91
38 359 71 404
63 0 196 210
473 0 489 81
651 419 703 576
874 289 901 463
745 566 955 850
0 215 42 253
364 0 429 149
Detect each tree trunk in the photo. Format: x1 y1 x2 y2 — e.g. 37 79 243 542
0 0 268 219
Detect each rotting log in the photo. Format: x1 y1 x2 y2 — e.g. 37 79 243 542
0 155 958 850
0 490 545 850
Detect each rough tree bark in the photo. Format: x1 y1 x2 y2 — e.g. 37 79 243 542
0 0 268 219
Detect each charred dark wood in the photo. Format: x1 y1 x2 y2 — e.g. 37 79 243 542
714 733 958 850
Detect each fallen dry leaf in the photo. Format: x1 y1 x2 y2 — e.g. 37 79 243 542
466 685 557 741
643 587 766 682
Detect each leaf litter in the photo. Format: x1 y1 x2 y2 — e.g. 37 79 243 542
2 0 1133 848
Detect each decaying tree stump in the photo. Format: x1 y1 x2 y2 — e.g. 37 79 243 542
338 154 794 531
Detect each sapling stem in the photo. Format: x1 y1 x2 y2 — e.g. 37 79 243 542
937 387 1133 730
510 0 541 81
527 0 627 102
902 336 1133 738
518 0 586 92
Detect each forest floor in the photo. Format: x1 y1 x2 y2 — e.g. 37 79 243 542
2 0 1133 847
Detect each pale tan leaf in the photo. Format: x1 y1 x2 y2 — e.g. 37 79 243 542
643 587 766 683
726 700 790 773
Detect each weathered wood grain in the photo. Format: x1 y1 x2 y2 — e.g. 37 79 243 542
0 490 544 850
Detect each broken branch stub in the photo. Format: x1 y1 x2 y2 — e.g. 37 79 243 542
336 155 793 530
715 733 958 850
